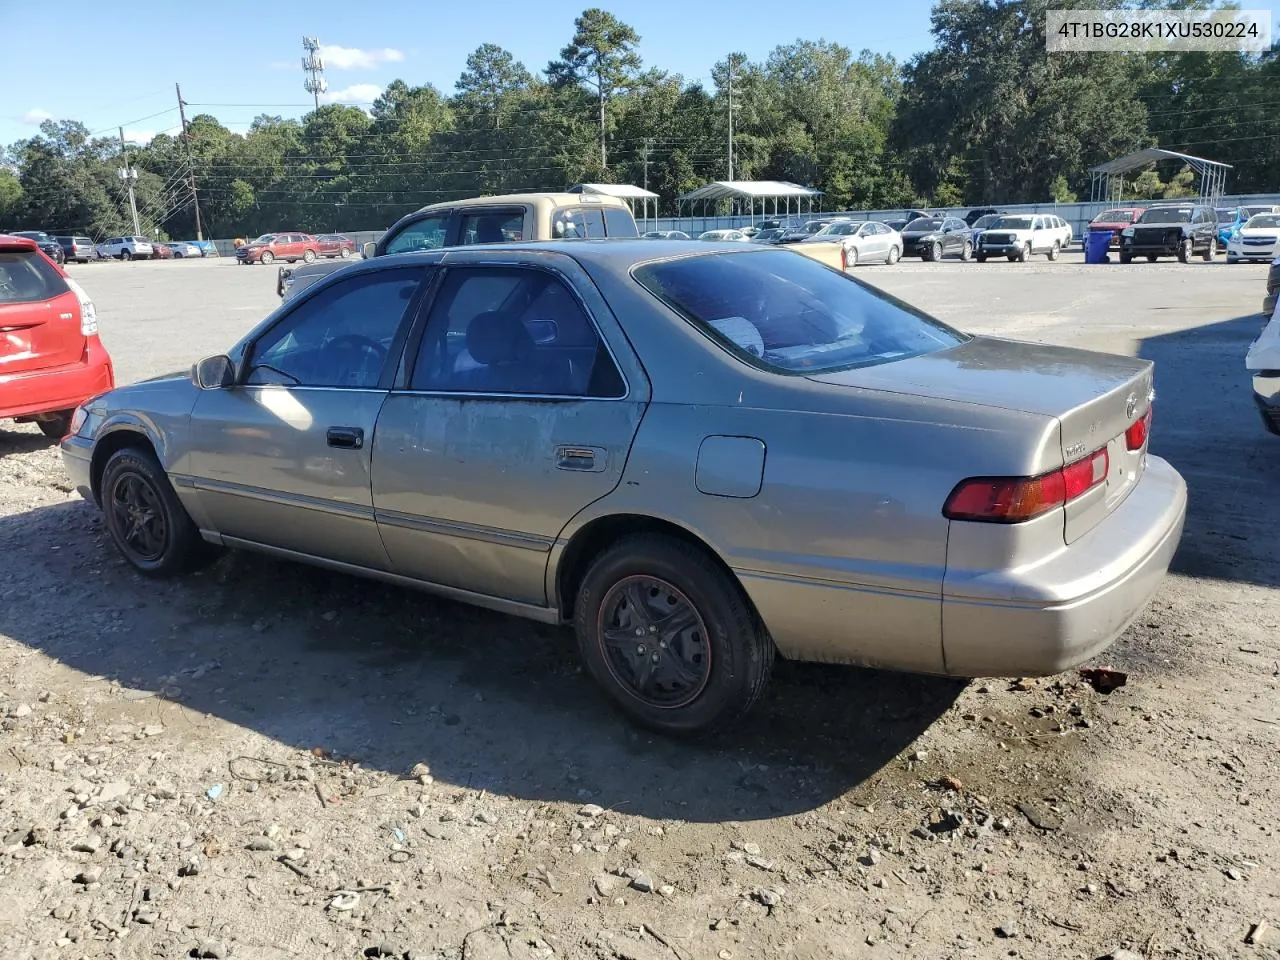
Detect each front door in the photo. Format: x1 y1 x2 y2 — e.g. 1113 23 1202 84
186 266 429 569
372 262 648 606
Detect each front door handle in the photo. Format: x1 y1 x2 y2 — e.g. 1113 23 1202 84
326 426 364 450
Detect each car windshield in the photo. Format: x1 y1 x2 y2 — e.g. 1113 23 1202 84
0 250 69 304
972 215 1000 228
1243 207 1275 218
1094 210 1137 224
633 249 966 375
992 216 1034 229
820 222 863 236
253 234 277 243
1138 208 1193 224
905 218 944 231
1246 214 1280 229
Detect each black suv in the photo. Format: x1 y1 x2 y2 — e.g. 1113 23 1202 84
10 230 65 265
1119 203 1218 263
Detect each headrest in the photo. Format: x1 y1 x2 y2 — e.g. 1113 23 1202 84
466 311 534 366
475 218 505 243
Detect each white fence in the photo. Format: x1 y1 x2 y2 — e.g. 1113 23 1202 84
206 193 1280 256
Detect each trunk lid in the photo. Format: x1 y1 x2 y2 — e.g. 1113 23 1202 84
0 245 83 376
808 336 1154 542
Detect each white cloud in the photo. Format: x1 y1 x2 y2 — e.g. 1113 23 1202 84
122 129 156 145
318 45 404 70
320 83 383 105
20 108 53 125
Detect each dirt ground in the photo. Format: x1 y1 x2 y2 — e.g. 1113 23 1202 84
1 254 1278 960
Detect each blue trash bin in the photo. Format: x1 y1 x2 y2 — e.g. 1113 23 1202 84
1084 230 1112 264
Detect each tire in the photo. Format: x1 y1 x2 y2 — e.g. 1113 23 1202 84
1146 254 1158 262
1203 237 1215 262
1120 251 1133 264
928 241 942 262
1047 241 1060 261
120 249 132 261
1007 255 1018 262
1178 238 1192 263
260 250 274 265
975 253 987 263
100 446 215 578
573 534 774 739
1016 243 1030 263
1227 255 1239 264
340 247 351 259
960 241 973 262
844 246 858 268
37 412 73 439
885 245 900 265
302 249 316 263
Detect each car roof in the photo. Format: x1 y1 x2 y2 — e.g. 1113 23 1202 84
361 238 769 274
411 192 629 215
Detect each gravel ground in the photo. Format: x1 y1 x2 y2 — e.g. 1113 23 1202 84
1 253 1278 960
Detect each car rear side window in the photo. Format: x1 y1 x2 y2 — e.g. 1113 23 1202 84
603 206 638 237
633 249 966 375
0 250 69 304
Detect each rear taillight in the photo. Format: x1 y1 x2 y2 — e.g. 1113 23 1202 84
64 277 97 336
1125 406 1151 450
944 447 1109 523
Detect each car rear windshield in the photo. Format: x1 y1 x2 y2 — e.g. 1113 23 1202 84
1139 208 1193 224
0 249 69 304
1094 210 1137 223
633 249 967 375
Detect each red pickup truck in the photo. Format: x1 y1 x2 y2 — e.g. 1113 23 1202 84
235 232 321 265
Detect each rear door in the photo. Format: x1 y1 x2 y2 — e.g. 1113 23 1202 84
0 243 83 376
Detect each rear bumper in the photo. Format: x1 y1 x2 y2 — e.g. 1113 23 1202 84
0 339 115 420
941 455 1187 677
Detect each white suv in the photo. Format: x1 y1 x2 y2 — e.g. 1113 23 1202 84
96 236 154 261
1043 213 1073 247
975 214 1064 262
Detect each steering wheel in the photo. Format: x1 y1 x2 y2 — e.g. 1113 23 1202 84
324 334 388 385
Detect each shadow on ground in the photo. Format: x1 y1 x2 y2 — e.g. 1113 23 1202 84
0 426 56 458
0 499 962 822
1139 311 1280 588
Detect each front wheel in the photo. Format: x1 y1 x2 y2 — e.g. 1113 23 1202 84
1047 241 1060 261
844 245 858 268
574 534 774 739
885 244 900 265
1203 237 1216 262
1227 255 1239 264
1120 251 1133 264
259 250 274 265
1178 238 1193 263
1016 243 1030 262
975 253 987 262
100 447 214 578
960 241 974 262
928 241 943 262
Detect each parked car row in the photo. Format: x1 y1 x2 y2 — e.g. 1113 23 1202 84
237 232 358 265
1086 203 1280 264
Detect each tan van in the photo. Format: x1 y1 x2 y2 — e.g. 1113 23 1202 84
279 192 639 300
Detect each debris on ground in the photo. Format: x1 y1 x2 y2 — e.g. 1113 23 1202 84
1079 666 1128 693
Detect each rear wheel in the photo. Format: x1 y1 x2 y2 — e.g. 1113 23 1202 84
340 247 351 259
1047 240 1060 261
960 240 974 262
573 534 774 738
260 250 274 265
100 447 214 578
120 249 132 261
1203 237 1216 262
302 249 316 263
37 412 73 439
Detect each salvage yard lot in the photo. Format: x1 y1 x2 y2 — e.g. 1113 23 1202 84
1 254 1278 959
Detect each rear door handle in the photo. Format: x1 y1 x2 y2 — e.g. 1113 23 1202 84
556 446 606 472
326 426 364 450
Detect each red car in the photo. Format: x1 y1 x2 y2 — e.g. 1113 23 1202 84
315 233 357 259
1087 206 1146 249
235 232 320 265
0 235 114 438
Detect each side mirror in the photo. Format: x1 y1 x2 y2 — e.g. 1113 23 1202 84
192 355 236 390
362 241 376 259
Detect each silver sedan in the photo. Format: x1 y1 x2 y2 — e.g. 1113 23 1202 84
59 241 1187 737
799 219 903 265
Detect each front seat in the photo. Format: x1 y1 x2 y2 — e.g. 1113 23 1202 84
474 217 505 244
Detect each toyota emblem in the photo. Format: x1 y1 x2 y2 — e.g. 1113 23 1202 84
1125 393 1137 421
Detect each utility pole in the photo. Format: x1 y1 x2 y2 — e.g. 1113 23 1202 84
175 83 203 241
117 128 141 237
727 56 735 182
302 37 327 113
641 138 653 227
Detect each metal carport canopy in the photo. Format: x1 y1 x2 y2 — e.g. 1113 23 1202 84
675 180 823 220
1088 147 1232 202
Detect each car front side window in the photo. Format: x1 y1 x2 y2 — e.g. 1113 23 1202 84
384 214 450 255
246 267 425 389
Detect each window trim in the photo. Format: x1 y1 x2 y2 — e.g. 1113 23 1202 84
239 264 435 392
394 261 630 402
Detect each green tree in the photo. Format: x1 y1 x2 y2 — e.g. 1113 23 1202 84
547 8 643 170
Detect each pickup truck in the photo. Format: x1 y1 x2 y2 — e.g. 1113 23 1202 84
277 191 640 300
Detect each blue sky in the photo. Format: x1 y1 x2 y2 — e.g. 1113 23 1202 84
6 1 1279 151
3 0 940 148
